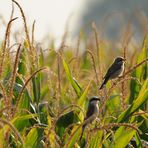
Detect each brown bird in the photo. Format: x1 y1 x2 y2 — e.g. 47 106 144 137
99 56 125 89
80 96 100 140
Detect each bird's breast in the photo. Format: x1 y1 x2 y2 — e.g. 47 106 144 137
119 63 124 76
110 63 124 79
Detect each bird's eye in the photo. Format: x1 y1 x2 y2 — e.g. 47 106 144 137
118 59 123 62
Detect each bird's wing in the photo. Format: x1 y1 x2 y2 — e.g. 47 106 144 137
85 103 95 119
104 62 121 79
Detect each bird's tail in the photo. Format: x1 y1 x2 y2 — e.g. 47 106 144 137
80 124 86 141
99 77 109 89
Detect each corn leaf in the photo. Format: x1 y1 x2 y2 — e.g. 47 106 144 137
63 58 82 97
110 128 136 148
117 79 148 123
129 37 148 104
89 131 103 148
55 111 80 138
135 133 143 148
25 128 38 147
65 126 81 148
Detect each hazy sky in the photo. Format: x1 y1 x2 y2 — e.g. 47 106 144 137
1 0 147 45
0 0 84 42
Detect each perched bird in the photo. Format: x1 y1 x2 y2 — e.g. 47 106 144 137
80 96 100 140
99 56 126 89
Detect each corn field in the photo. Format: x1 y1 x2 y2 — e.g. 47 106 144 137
0 1 147 148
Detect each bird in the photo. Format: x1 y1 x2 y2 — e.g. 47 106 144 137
99 56 126 89
80 96 100 140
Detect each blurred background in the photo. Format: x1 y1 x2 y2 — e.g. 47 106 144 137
0 0 148 47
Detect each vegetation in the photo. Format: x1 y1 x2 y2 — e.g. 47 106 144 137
0 1 147 147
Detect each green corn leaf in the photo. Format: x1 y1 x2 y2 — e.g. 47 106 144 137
25 128 38 147
0 129 5 147
0 114 38 134
38 102 48 124
40 85 49 100
77 80 91 108
65 126 81 148
12 114 38 131
62 58 82 97
110 128 136 148
17 47 27 76
13 82 32 110
77 80 91 121
55 111 80 138
89 131 103 148
106 94 121 117
32 73 41 104
135 133 143 148
129 71 141 104
129 37 148 104
25 127 44 148
117 79 148 123
12 114 38 122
